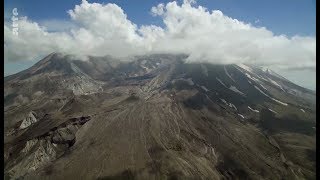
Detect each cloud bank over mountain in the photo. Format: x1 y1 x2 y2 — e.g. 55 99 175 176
4 0 315 72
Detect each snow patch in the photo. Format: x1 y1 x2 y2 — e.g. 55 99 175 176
238 114 245 119
224 65 235 82
245 73 259 82
265 68 288 81
248 106 259 113
230 103 237 111
229 86 245 96
237 64 253 73
254 86 269 97
271 98 288 106
257 75 268 81
300 109 305 113
268 108 278 114
201 86 209 92
268 78 285 92
255 86 288 106
220 98 228 106
219 99 237 111
216 77 228 88
260 84 268 91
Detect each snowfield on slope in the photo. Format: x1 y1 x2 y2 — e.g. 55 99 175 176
248 106 259 113
254 86 288 106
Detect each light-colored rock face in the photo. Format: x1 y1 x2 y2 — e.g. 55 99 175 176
142 64 175 94
65 62 104 95
21 139 39 154
19 111 38 129
8 139 57 179
5 116 90 179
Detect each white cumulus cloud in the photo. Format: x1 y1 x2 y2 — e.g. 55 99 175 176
4 0 316 73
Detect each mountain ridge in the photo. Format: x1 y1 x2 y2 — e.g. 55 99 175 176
5 52 315 92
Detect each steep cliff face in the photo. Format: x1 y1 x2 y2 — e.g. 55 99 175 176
4 53 316 180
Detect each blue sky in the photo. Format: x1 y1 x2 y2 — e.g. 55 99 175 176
4 0 316 89
5 0 315 36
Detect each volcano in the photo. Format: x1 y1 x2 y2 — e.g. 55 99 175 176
4 53 316 180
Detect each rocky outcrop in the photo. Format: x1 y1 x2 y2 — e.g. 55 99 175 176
51 125 77 146
5 116 91 179
19 111 38 129
7 139 56 179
